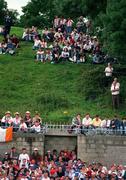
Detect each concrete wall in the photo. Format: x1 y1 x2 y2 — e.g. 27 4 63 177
0 132 126 167
77 135 126 167
45 135 77 153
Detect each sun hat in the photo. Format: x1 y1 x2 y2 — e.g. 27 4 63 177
5 111 11 115
14 112 20 115
25 111 30 114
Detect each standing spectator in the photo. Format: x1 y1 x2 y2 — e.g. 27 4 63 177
105 63 113 77
66 18 74 35
18 148 30 169
53 16 60 31
30 148 42 165
104 63 113 86
4 12 13 37
111 78 120 109
10 147 19 161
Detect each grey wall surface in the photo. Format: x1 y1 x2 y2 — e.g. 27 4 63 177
0 133 126 167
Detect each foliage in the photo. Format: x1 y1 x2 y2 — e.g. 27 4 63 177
100 0 126 62
0 0 7 24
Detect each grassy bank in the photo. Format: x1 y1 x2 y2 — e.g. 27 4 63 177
0 27 126 123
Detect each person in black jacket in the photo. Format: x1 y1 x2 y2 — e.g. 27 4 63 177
4 12 13 37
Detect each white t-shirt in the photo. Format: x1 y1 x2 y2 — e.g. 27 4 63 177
82 117 92 126
19 153 30 168
111 82 120 95
105 66 113 77
19 153 29 162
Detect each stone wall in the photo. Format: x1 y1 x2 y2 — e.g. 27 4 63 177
77 135 126 167
0 132 126 167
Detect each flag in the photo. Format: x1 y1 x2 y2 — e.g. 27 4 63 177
0 127 13 142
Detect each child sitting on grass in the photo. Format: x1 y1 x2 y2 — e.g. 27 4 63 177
0 40 7 54
36 48 45 62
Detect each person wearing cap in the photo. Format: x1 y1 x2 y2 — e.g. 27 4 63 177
2 152 11 164
13 112 21 132
30 148 42 165
1 111 13 128
24 111 32 127
32 111 42 124
111 78 120 109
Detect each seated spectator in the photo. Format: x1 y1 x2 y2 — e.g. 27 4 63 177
13 112 21 132
92 52 104 64
40 39 47 49
42 27 50 41
51 45 60 64
70 47 80 63
45 49 53 62
70 114 82 133
82 113 92 128
32 112 42 124
6 38 15 55
22 28 30 41
1 111 13 128
33 36 41 50
47 28 55 42
30 120 41 133
0 40 7 54
24 111 32 127
92 115 102 128
59 47 70 62
83 41 92 53
36 48 46 62
11 34 19 48
19 119 28 132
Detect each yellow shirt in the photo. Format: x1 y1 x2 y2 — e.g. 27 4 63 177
92 118 101 127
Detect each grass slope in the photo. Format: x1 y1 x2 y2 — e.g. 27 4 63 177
0 27 126 123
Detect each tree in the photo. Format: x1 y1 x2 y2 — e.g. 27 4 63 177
0 0 7 24
101 0 126 62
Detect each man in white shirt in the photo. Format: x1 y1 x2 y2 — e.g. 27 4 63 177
111 78 120 109
18 148 30 168
105 63 113 77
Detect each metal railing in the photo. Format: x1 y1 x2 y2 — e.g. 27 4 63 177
0 123 126 136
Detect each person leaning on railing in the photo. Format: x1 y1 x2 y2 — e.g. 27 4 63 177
91 115 102 128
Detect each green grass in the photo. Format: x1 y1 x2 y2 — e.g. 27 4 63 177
0 26 126 123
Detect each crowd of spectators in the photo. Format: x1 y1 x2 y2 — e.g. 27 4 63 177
0 111 126 135
70 113 126 135
0 111 45 133
0 146 126 179
20 16 106 64
0 34 19 55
